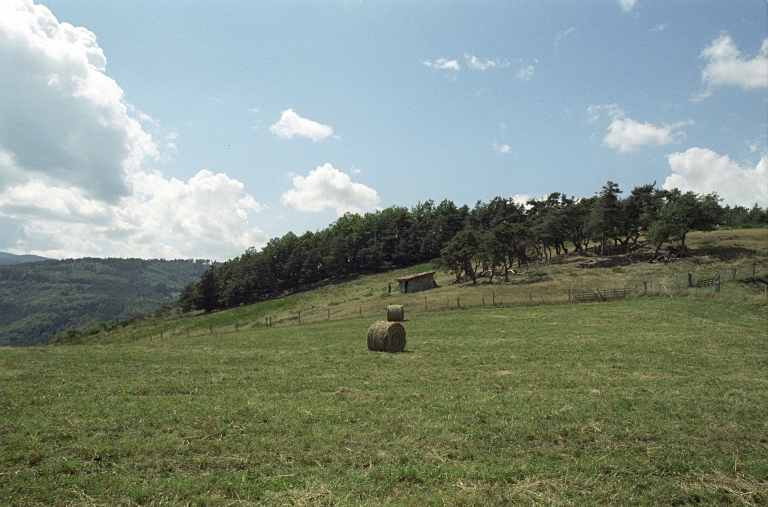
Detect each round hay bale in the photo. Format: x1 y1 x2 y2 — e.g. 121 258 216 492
386 304 405 322
366 321 406 353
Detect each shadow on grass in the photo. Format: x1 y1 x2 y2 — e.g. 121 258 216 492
695 245 759 262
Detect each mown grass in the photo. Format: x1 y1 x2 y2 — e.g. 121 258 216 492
1 296 767 505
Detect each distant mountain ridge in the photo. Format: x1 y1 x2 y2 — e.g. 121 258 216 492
0 252 50 265
0 257 210 346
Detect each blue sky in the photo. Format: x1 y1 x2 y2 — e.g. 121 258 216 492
1 0 766 260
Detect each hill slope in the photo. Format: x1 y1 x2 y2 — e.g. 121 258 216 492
0 252 50 265
0 258 210 346
85 228 767 345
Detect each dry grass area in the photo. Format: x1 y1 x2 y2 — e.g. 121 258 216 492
94 228 767 343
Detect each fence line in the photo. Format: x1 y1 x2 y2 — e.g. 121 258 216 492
131 264 765 342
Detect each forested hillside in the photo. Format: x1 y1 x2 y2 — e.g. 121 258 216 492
178 181 766 313
0 258 210 346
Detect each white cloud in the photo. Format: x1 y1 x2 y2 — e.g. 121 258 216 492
0 169 267 260
650 24 667 32
698 34 768 93
587 103 622 123
664 148 767 207
268 109 335 142
281 163 381 216
0 0 158 203
554 27 576 52
589 105 690 153
0 2 266 260
516 59 536 82
464 53 511 71
617 0 637 12
511 194 534 208
493 140 511 154
604 118 689 153
422 58 460 70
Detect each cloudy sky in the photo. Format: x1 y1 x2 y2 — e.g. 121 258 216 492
1 0 766 260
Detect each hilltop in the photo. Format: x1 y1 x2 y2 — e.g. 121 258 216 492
0 252 50 266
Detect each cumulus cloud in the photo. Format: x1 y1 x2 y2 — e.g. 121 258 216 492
604 117 689 153
588 104 690 153
0 0 158 203
269 109 335 142
617 0 637 12
281 163 381 216
664 148 767 207
511 194 534 208
0 169 267 260
698 33 768 94
0 2 266 260
422 58 460 70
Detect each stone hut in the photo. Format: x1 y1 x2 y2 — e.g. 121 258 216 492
395 271 437 294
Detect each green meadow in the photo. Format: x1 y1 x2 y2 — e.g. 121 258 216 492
1 229 767 505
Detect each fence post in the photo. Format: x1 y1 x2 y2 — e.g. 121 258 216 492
327 309 330 320
732 268 736 279
359 307 362 317
457 297 460 308
482 297 485 305
643 281 647 292
568 289 571 300
209 324 212 334
492 292 495 305
715 280 720 293
687 272 693 287
425 296 427 310
298 311 301 324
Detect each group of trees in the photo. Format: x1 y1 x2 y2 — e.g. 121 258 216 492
178 182 767 313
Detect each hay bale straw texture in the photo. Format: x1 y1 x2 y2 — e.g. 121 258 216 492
386 305 405 322
366 321 406 353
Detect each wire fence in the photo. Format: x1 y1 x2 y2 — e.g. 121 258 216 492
134 264 766 343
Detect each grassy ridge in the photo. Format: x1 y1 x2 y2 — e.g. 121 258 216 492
86 229 768 345
1 298 766 505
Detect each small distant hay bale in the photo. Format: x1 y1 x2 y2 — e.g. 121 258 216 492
386 305 404 322
366 321 406 353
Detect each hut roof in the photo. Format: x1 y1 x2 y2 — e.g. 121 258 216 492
394 271 436 282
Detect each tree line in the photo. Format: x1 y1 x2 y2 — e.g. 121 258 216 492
178 182 766 313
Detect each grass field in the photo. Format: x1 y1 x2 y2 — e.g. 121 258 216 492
1 229 767 505
2 296 767 505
